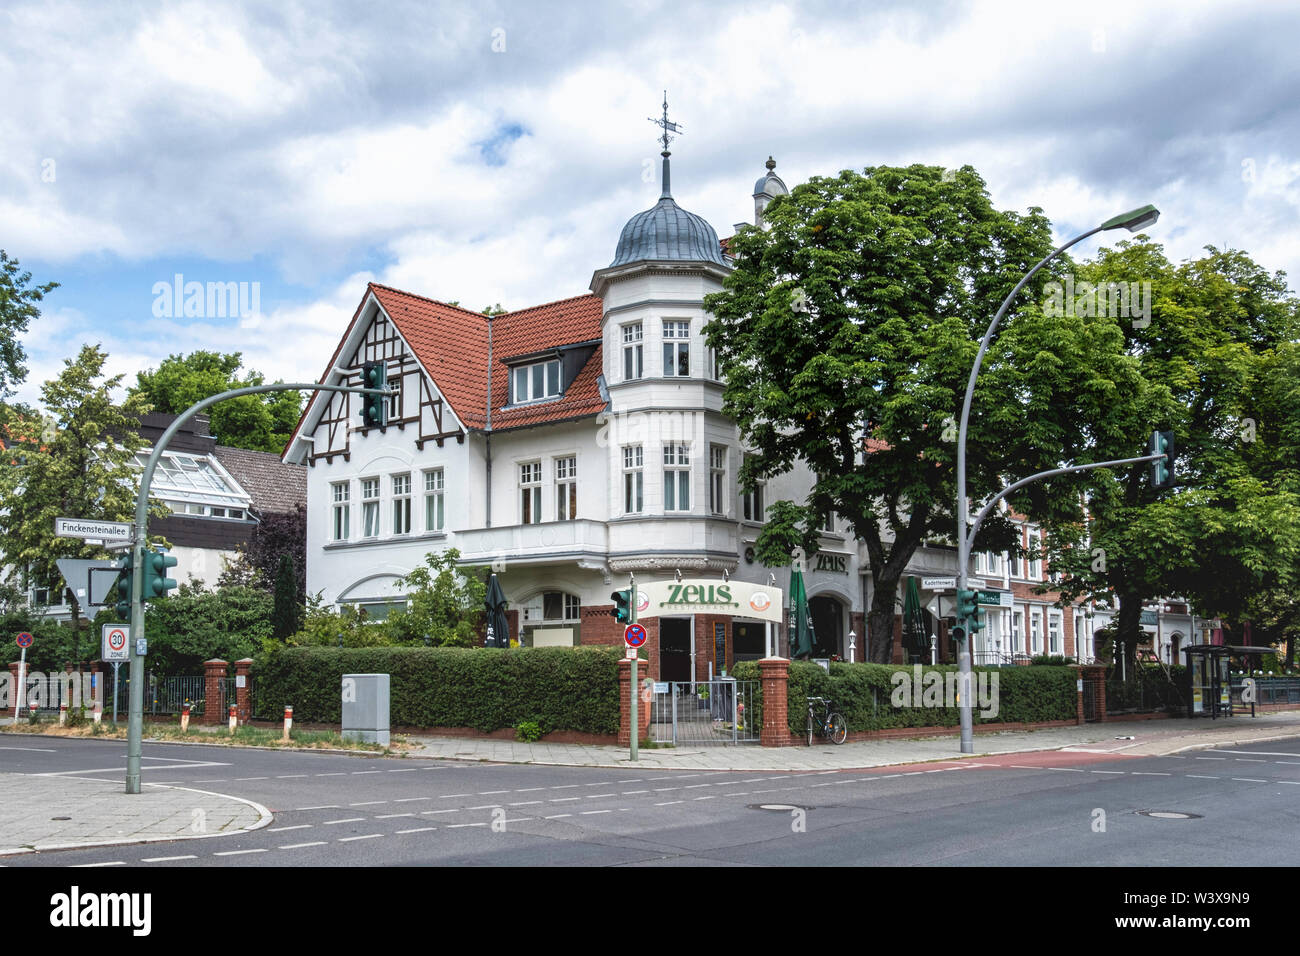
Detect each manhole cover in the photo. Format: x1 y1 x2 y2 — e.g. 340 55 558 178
51 816 71 821
1136 810 1202 820
748 804 812 812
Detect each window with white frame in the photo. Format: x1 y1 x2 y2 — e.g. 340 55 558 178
663 443 691 512
706 346 720 381
392 473 411 535
623 445 643 514
1027 530 1042 580
555 456 577 520
521 590 581 623
663 320 690 377
361 477 380 537
520 461 542 524
423 469 445 532
741 454 764 522
1030 609 1042 654
1013 533 1026 578
332 482 350 541
1012 610 1024 655
821 510 838 534
1049 610 1063 655
709 445 726 515
511 359 561 403
622 323 643 381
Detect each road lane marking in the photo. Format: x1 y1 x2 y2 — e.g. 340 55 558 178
277 774 309 779
1231 778 1268 783
375 813 417 819
396 827 438 834
1206 750 1300 757
544 814 572 819
74 861 124 867
654 800 683 806
267 825 313 832
215 849 267 856
581 810 611 815
142 855 196 862
296 805 341 811
323 817 367 825
338 834 384 842
349 801 387 806
1186 775 1220 779
280 842 327 850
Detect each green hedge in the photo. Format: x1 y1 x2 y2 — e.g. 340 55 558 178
731 661 1078 734
251 644 621 734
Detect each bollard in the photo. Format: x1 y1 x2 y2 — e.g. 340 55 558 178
92 696 102 725
59 702 67 726
180 702 190 733
283 705 293 742
228 704 237 732
29 702 37 722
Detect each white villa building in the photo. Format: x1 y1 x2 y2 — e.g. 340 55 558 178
286 138 1139 677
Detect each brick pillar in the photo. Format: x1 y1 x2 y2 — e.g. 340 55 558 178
234 659 253 725
1070 664 1084 724
89 661 102 712
617 659 653 747
7 660 20 713
759 657 792 747
203 659 228 725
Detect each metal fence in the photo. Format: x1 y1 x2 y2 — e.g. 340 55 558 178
649 679 759 746
94 673 252 718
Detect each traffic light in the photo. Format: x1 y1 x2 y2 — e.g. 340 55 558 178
361 361 388 428
1149 430 1176 490
113 553 133 619
142 548 178 601
956 589 979 621
955 587 984 634
610 589 631 623
950 625 966 645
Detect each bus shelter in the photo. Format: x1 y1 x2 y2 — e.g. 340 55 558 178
1182 645 1271 718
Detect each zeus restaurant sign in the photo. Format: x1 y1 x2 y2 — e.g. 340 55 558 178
634 579 784 623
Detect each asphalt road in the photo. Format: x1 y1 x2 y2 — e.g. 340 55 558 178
5 738 1300 866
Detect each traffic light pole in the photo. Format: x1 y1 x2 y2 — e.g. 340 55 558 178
629 573 637 763
125 381 394 794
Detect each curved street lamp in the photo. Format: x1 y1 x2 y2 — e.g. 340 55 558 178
954 204 1160 754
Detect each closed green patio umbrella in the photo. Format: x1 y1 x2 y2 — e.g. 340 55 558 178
789 565 815 659
902 576 927 663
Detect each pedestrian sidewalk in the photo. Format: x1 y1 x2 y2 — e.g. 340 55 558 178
0 772 271 857
406 711 1300 771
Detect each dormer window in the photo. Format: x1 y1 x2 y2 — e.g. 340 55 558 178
511 359 561 404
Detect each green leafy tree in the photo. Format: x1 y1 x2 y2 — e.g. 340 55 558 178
129 351 303 453
1025 243 1300 669
0 251 58 398
386 548 487 646
141 582 273 675
0 345 156 598
704 164 1067 662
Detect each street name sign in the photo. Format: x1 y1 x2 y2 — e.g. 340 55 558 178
55 517 133 540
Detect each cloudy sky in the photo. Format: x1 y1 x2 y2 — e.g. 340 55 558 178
3 0 1297 407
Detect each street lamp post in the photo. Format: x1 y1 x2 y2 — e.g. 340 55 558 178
955 205 1159 754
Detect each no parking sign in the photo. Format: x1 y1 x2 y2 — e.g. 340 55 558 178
101 624 130 661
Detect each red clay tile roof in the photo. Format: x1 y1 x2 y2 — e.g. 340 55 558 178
367 284 607 432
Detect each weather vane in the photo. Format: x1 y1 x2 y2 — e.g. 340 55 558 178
648 90 681 155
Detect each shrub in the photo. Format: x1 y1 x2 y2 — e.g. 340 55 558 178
732 660 1078 733
515 720 543 742
252 644 620 734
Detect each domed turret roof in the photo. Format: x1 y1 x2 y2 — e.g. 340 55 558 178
610 149 725 268
753 156 788 199
610 195 725 267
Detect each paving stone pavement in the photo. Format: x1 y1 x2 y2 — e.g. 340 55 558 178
406 711 1300 770
0 771 271 856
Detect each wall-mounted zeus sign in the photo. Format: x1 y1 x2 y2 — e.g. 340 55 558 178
634 579 784 623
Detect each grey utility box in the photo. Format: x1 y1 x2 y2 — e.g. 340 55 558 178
342 673 390 746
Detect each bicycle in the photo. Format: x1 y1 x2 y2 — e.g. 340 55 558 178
805 696 847 745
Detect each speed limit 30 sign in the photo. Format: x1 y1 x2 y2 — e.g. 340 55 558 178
102 624 130 662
